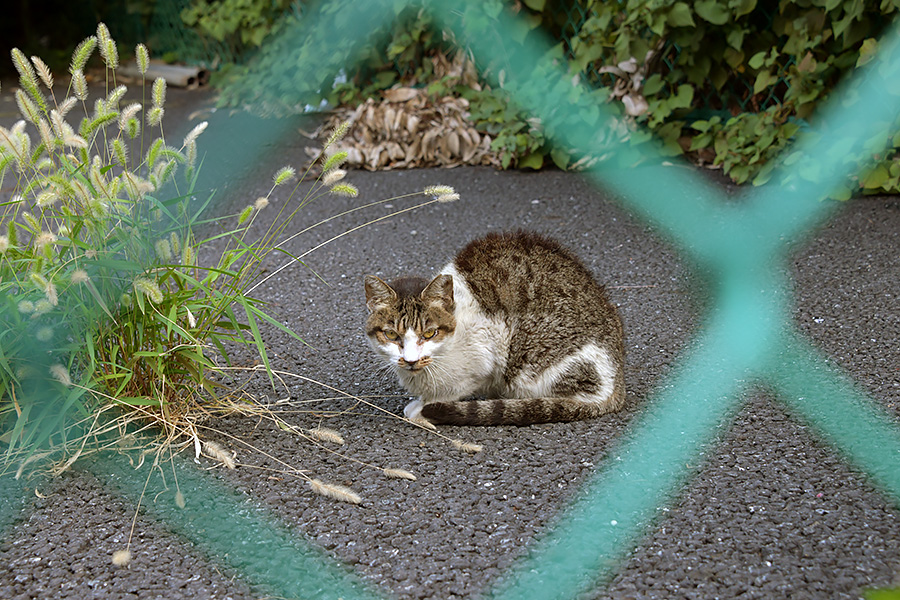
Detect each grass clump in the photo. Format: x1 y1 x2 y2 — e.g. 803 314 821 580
0 24 460 482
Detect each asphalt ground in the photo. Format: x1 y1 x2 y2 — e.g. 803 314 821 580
1 85 899 599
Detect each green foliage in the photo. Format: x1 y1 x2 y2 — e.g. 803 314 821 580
181 0 296 50
205 0 900 192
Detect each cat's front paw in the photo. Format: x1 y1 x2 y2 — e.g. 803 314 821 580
404 399 437 431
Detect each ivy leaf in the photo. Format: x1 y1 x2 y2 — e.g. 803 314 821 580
550 148 570 170
732 0 757 17
857 38 879 68
862 164 890 190
522 0 545 11
748 51 767 70
667 3 695 27
643 74 665 96
830 184 853 201
753 70 773 94
518 151 545 170
695 0 730 25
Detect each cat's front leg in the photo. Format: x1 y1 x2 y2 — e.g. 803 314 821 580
403 398 437 430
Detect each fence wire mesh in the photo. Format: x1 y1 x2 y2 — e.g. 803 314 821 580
3 1 900 599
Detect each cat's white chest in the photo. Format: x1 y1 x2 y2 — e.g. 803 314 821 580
403 265 509 401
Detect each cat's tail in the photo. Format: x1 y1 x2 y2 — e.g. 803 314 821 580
420 394 624 427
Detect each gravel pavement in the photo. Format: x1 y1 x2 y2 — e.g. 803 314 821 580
1 85 899 600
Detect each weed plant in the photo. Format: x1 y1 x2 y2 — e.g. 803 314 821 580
0 24 461 482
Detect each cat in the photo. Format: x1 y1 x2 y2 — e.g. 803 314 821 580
364 231 625 428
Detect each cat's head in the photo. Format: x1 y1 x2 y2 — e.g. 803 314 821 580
364 274 456 373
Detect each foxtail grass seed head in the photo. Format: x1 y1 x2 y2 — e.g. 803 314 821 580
111 549 131 567
111 138 128 166
45 281 58 306
33 299 53 316
185 140 197 169
183 121 208 146
36 326 53 342
202 441 235 469
451 439 483 454
11 48 38 91
308 478 362 504
119 103 142 131
106 85 126 108
152 77 166 108
424 185 458 202
322 168 347 186
36 190 58 208
306 427 345 445
30 272 49 290
97 23 118 69
154 239 173 261
135 44 149 75
0 236 9 254
63 132 88 149
175 490 185 509
17 300 34 314
49 364 72 387
35 231 57 249
169 232 181 255
325 121 351 149
31 56 53 89
133 277 163 303
383 468 417 481
15 90 41 124
146 106 164 127
70 37 97 74
71 269 89 284
125 117 140 139
22 211 40 233
272 166 295 186
37 119 54 149
72 70 88 101
238 205 254 225
329 183 358 197
321 150 348 173
253 197 269 211
58 96 77 117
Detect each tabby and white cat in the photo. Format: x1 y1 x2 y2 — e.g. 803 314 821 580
364 231 625 427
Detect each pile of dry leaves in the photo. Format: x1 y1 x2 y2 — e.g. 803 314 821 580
309 52 502 170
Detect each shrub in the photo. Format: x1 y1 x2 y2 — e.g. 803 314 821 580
205 0 900 192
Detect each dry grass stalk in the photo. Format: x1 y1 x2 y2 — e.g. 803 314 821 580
306 427 345 445
308 478 362 504
452 439 483 454
201 440 235 469
383 468 416 481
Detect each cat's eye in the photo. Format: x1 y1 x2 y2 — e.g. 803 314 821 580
422 328 438 340
382 329 400 341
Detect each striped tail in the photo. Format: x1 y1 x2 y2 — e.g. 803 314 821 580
420 397 612 427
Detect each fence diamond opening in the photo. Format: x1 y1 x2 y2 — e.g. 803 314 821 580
3 2 900 600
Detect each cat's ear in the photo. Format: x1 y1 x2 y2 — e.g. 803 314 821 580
421 274 453 310
365 275 396 313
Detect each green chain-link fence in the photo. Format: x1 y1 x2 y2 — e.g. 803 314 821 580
3 1 900 599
